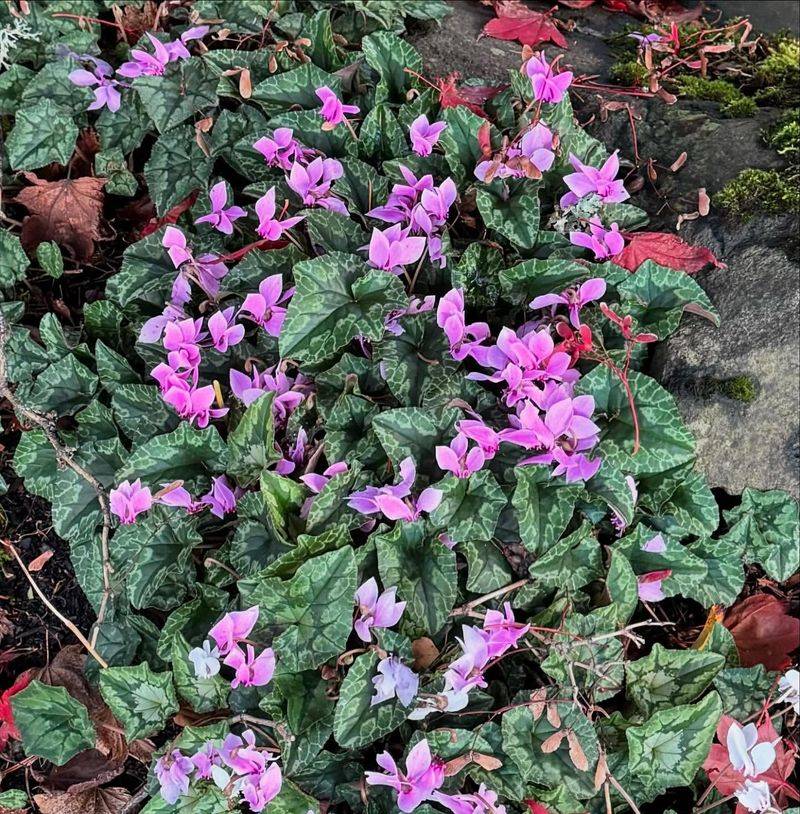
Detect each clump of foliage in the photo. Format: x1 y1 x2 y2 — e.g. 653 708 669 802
716 168 800 219
0 3 798 814
766 108 800 160
754 35 800 107
676 76 756 118
609 58 649 87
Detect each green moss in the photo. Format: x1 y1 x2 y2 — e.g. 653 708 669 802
718 376 758 403
676 76 755 117
765 109 800 159
609 59 648 87
754 37 800 107
715 169 800 219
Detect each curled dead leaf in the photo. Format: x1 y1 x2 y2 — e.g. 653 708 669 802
34 787 130 814
239 68 252 99
529 688 547 720
670 151 688 172
472 752 503 771
411 637 439 671
27 550 53 572
698 187 710 216
594 750 608 789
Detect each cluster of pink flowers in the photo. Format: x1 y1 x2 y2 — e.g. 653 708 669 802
435 282 605 484
347 457 442 525
155 728 281 811
475 122 556 183
188 607 275 690
108 475 243 526
68 28 208 112
366 739 505 814
367 166 457 269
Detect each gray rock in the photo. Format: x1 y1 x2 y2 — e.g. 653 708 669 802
651 214 800 499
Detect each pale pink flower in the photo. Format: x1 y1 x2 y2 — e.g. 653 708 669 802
224 644 276 689
354 577 406 643
409 114 447 156
194 181 247 235
109 479 152 525
365 739 446 813
208 606 259 655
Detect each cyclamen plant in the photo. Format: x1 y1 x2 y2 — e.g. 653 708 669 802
2 6 799 814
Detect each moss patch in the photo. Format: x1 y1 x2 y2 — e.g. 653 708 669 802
609 59 648 87
715 168 800 219
717 376 758 403
765 109 800 160
676 76 756 118
754 36 800 107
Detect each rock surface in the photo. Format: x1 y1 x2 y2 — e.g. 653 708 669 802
412 1 800 497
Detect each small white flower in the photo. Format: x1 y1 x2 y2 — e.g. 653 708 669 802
210 765 231 791
777 668 799 715
735 779 774 813
726 721 777 778
188 639 221 679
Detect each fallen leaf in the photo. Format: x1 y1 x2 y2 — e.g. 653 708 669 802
436 72 506 119
15 174 106 263
540 730 566 753
724 593 800 671
640 0 703 23
566 729 589 771
138 190 199 238
27 550 53 572
472 752 503 771
483 2 568 48
670 151 688 172
47 749 125 793
613 231 726 274
529 688 547 720
239 68 252 99
34 787 130 814
545 704 561 728
411 637 439 671
698 187 710 216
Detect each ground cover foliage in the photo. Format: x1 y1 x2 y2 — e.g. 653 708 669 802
0 2 798 814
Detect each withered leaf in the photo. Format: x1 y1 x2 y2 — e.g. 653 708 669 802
566 729 589 772
15 173 106 263
411 637 439 671
34 787 130 814
545 704 561 728
540 730 566 753
47 749 125 793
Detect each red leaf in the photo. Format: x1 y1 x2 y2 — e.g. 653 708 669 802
138 190 200 238
613 231 726 274
436 73 506 119
483 2 568 48
0 671 32 750
526 803 552 814
724 594 800 671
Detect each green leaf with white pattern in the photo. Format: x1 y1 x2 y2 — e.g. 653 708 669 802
713 665 777 717
106 228 176 308
359 104 408 161
605 550 638 625
429 470 506 544
36 241 64 278
112 384 179 445
576 367 696 476
499 257 588 307
684 534 746 607
333 651 408 748
626 692 722 795
26 354 98 416
529 521 602 592
0 232 30 287
375 520 457 635
7 99 77 171
476 184 540 249
462 539 513 593
172 634 229 714
362 31 422 103
279 253 405 365
227 392 278 487
439 106 498 184
251 63 340 111
11 681 94 766
372 407 458 470
238 547 357 671
625 644 725 715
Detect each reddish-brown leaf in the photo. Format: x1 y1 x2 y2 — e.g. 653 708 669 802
566 729 589 771
436 72 506 119
27 550 53 572
724 594 800 671
15 174 106 263
525 804 553 814
47 749 125 793
483 3 568 48
612 231 725 274
411 637 439 671
138 190 200 238
540 730 566 753
34 787 130 814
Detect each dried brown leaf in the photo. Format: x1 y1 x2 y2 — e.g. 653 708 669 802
411 637 439 671
567 729 589 772
239 68 252 99
529 688 547 720
27 550 53 572
540 730 566 753
34 787 130 814
545 703 561 728
47 750 125 793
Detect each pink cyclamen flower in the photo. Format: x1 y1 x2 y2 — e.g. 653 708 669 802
550 448 601 483
163 317 204 370
162 227 228 299
200 475 241 518
409 114 447 157
637 570 672 602
437 289 492 364
365 739 446 813
238 273 293 337
641 533 667 553
287 156 347 215
526 52 573 104
164 25 209 61
436 433 485 479
255 186 305 241
117 32 172 78
109 479 152 525
570 218 625 260
207 307 245 353
518 122 556 171
69 58 121 112
365 224 427 274
372 656 419 707
224 644 276 689
457 419 503 460
433 785 507 814
561 150 629 207
630 31 663 47
229 365 308 421
316 85 359 128
444 625 491 697
253 128 313 171
300 461 349 495
368 165 435 224
194 181 247 235
530 278 607 329
163 383 228 428
155 749 194 805
209 606 259 656
483 602 530 658
412 178 457 235
241 762 282 813
354 577 406 643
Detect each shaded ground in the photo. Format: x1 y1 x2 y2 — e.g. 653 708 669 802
411 0 800 498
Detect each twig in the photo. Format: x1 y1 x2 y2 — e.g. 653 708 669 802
607 772 642 814
450 578 529 616
2 541 108 668
0 310 114 648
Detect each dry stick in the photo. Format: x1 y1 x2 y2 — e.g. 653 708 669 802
3 542 108 668
0 310 114 653
450 578 530 617
607 772 642 814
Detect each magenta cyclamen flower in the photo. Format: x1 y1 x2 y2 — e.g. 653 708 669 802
241 762 282 812
254 187 304 241
229 364 307 421
526 52 573 103
411 178 458 235
164 25 209 61
372 656 419 707
209 606 259 655
287 157 347 215
457 419 503 459
69 57 121 112
117 33 172 78
207 307 244 353
163 317 204 370
436 433 485 479
409 114 447 157
482 602 530 658
502 395 600 457
365 739 446 813
194 181 247 235
561 150 630 207
300 461 349 494
162 227 229 300
253 128 314 170
433 784 507 814
530 278 607 328
570 218 625 260
368 166 435 224
200 475 241 518
315 85 359 128
238 274 293 337
109 479 152 525
518 122 556 171
445 625 490 697
224 644 276 689
436 289 491 364
365 224 427 274
637 570 672 602
353 577 406 642
155 749 194 805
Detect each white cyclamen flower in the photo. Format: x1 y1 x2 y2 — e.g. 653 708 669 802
188 639 221 678
726 721 777 778
735 779 775 813
777 668 799 715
